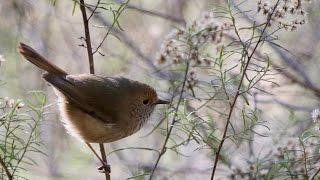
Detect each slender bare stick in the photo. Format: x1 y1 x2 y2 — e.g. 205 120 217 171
79 1 110 179
99 144 109 173
79 0 95 74
86 143 105 164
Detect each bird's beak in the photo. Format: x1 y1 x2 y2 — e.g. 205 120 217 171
156 99 170 105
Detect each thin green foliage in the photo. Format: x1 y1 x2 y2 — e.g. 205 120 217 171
0 91 46 180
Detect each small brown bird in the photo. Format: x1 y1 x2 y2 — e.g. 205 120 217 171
18 43 169 143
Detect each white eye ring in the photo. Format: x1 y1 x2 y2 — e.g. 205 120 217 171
143 99 149 105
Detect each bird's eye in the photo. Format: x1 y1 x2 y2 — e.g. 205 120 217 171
143 99 149 105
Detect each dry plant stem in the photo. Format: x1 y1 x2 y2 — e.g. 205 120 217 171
86 143 105 164
79 0 109 179
93 0 130 55
0 156 12 180
210 1 281 179
99 144 109 170
79 0 95 74
149 61 191 179
88 0 101 20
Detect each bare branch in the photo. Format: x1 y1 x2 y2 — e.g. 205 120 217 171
79 0 95 74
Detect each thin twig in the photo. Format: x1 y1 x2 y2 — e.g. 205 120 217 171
148 61 191 179
79 0 95 74
0 155 12 180
99 143 109 179
87 6 169 79
88 0 101 20
92 0 130 55
79 0 110 179
210 1 281 179
86 143 105 164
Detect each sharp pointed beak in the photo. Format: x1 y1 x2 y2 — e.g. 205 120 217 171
156 99 170 105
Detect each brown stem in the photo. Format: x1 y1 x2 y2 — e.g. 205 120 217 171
0 155 12 180
99 144 109 180
86 143 105 164
79 0 94 74
210 1 281 179
79 1 109 179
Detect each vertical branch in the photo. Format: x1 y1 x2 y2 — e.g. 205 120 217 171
210 0 281 179
79 0 94 74
78 1 109 179
99 144 109 180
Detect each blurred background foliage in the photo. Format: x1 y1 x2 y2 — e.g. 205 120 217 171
0 0 320 179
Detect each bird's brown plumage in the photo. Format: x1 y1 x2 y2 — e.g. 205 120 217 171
18 43 167 143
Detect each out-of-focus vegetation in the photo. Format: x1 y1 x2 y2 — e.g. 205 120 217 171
0 92 46 179
1 0 320 179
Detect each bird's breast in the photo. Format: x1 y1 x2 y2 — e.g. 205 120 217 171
127 105 154 134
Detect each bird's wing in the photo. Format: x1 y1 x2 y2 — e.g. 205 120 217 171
43 73 120 123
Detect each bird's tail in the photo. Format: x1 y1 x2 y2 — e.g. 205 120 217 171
18 43 67 75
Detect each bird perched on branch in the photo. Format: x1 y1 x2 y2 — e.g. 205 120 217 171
18 43 169 143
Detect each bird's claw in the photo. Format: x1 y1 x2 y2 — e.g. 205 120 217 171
98 161 111 174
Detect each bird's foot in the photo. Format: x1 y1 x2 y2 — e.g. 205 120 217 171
98 161 111 174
